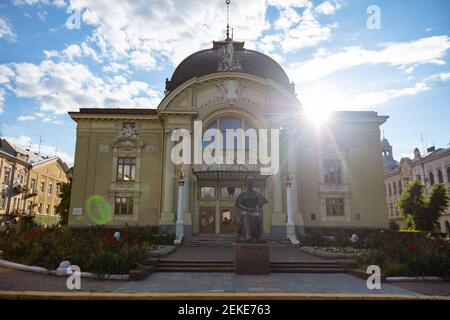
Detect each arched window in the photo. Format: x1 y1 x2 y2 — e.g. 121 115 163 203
204 117 256 151
437 169 443 183
429 172 435 186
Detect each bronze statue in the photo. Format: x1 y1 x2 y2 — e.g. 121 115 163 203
235 178 268 241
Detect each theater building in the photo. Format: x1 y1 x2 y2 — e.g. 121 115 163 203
68 36 389 243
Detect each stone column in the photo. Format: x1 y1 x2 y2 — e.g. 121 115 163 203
271 168 285 235
286 174 300 245
183 169 192 235
174 175 185 245
285 127 304 244
161 131 175 227
286 178 294 226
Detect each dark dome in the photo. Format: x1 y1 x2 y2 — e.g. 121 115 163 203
165 40 294 93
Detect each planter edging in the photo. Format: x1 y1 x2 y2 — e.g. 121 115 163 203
0 258 129 280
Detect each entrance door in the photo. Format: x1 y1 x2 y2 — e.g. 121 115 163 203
199 207 215 234
220 208 238 234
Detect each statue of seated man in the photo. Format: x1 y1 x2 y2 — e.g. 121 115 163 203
235 178 268 241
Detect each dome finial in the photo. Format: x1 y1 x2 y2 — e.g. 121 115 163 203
225 0 231 41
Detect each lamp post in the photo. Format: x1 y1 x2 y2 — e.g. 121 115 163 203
174 171 185 245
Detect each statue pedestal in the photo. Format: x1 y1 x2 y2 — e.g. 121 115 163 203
232 242 270 275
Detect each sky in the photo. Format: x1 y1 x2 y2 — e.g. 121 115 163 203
0 0 449 166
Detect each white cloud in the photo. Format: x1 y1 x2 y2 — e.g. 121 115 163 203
11 0 66 7
43 50 58 59
315 1 342 16
129 50 157 70
300 71 450 111
62 44 82 60
288 36 450 82
64 0 337 68
0 18 16 41
37 11 48 21
102 62 129 73
0 65 14 85
0 88 5 113
17 115 37 121
1 59 162 115
4 135 74 166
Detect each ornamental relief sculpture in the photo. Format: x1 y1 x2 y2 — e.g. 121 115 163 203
111 124 144 148
196 79 262 110
217 41 243 72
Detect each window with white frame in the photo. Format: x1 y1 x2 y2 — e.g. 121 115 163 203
323 159 342 184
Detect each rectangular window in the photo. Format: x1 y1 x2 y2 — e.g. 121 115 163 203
220 186 241 200
393 182 397 195
30 178 36 193
40 181 45 193
117 157 136 181
398 181 403 194
48 182 53 195
4 168 10 184
114 197 134 215
200 187 215 200
323 160 342 184
45 204 50 215
388 183 392 196
38 203 43 213
325 198 345 216
28 201 33 213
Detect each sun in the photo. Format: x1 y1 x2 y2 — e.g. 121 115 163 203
304 104 331 126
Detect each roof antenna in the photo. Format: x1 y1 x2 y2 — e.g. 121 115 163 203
225 0 231 40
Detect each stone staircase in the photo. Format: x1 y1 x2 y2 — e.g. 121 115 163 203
182 234 292 247
154 259 352 273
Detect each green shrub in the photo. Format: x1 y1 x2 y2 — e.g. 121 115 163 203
0 225 174 275
389 220 399 231
383 261 411 277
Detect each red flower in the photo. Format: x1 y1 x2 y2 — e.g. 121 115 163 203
131 239 140 246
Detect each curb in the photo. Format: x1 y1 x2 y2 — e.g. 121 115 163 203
0 259 129 280
1 291 448 300
386 276 448 282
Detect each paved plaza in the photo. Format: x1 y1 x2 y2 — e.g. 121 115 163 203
114 272 417 295
1 246 449 297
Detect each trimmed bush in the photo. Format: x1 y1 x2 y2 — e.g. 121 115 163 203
0 226 175 275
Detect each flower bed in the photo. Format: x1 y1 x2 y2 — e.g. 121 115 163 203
300 246 371 260
357 233 450 278
0 226 175 276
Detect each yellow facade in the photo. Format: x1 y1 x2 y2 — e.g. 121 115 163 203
68 39 389 237
0 138 69 222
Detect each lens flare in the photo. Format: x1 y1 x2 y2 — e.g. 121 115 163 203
85 195 112 225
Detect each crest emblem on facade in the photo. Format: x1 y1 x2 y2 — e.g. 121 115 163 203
217 79 244 103
112 124 144 148
217 41 243 72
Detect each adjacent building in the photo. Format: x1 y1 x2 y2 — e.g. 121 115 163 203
383 138 450 233
0 138 70 225
68 36 389 242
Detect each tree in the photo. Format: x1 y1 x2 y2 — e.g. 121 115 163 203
397 178 450 232
56 167 73 226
